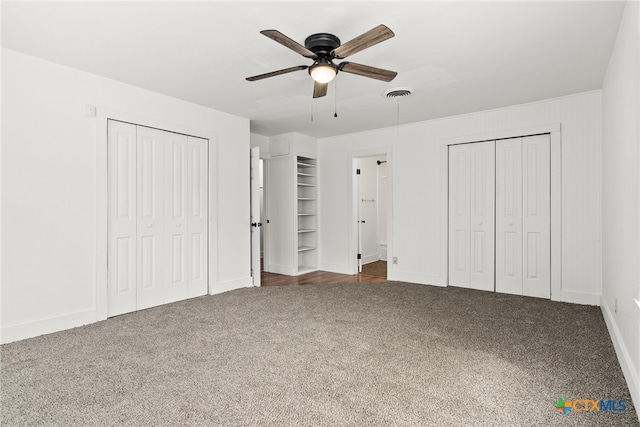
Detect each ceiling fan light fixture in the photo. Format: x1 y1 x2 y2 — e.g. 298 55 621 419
309 60 337 83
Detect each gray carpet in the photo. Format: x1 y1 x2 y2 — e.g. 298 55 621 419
1 282 638 426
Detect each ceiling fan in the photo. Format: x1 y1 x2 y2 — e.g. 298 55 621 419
246 24 397 98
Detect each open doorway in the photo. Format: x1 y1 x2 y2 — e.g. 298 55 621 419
354 154 388 279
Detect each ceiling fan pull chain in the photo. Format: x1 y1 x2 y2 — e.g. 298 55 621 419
334 79 338 118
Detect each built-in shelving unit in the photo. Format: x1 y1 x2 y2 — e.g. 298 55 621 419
296 156 317 273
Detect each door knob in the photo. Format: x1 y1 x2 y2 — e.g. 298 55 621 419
508 222 514 226
146 224 152 228
478 221 483 226
176 223 181 227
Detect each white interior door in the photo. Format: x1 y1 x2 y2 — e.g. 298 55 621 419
136 126 166 310
449 141 495 291
108 121 208 316
522 134 551 298
469 142 495 291
250 147 261 286
496 138 523 295
164 131 189 304
356 161 363 273
187 136 209 296
358 158 379 265
108 121 137 316
448 144 470 287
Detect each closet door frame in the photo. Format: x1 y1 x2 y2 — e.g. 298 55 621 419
96 108 218 321
439 123 562 301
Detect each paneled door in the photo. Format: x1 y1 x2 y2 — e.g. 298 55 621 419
448 141 495 291
136 126 166 311
521 135 550 298
250 146 261 286
495 138 523 295
107 121 138 315
186 135 208 297
108 120 208 316
495 135 550 298
448 144 470 287
163 131 189 304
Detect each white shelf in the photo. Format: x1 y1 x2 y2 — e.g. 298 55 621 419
297 155 317 274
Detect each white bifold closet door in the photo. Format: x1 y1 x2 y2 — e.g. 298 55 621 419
495 135 550 298
108 120 208 317
448 141 495 291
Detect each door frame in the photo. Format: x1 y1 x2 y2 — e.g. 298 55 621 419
96 108 218 321
348 148 393 276
439 123 565 301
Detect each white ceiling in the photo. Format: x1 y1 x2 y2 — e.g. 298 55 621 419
1 1 625 138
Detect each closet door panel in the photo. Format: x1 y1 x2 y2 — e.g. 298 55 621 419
136 126 166 310
469 141 495 291
164 131 189 303
187 136 208 297
107 121 137 316
522 135 551 298
448 144 470 288
496 138 523 295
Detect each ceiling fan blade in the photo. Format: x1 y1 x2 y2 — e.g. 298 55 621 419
331 24 394 59
260 30 317 58
339 62 397 82
246 65 308 81
313 81 328 98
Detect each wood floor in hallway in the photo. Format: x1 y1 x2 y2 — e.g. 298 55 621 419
260 269 387 287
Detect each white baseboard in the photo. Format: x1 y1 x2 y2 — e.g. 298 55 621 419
264 264 296 276
388 270 445 286
552 290 600 305
1 308 97 344
210 276 252 295
600 296 639 420
318 262 353 275
362 254 379 265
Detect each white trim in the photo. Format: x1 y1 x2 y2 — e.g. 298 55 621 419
1 309 97 344
361 254 379 265
318 262 353 275
265 264 296 276
96 107 218 321
212 276 253 295
348 147 393 276
388 271 446 286
441 123 561 146
601 296 640 416
439 124 563 301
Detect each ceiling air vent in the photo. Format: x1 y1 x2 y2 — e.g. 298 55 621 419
384 87 413 99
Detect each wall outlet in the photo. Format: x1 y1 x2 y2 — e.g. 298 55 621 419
393 257 398 264
614 298 618 315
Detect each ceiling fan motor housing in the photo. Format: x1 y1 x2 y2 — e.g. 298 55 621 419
304 33 341 56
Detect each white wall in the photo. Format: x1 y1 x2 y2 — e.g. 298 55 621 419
319 91 602 302
1 49 251 343
250 133 270 156
601 0 640 412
